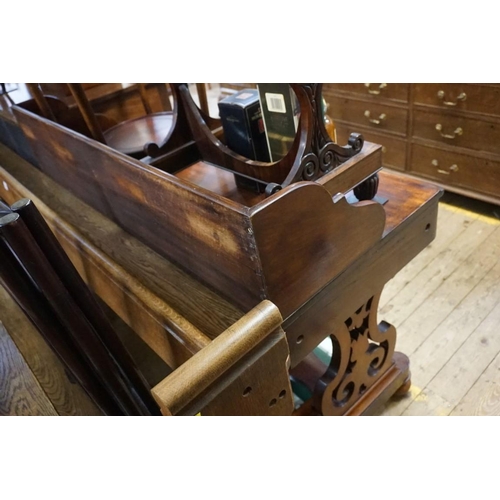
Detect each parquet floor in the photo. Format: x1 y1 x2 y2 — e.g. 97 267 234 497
376 193 500 415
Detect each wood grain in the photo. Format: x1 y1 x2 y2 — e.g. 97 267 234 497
336 123 407 172
152 300 289 415
284 170 442 366
0 286 102 415
379 217 496 330
250 181 386 318
0 320 58 416
325 83 500 206
326 95 409 136
380 204 469 309
410 143 500 198
410 256 500 394
324 84 410 103
413 83 500 117
0 162 215 369
426 299 500 408
451 351 500 416
377 207 500 416
13 108 265 311
0 143 243 342
396 224 500 357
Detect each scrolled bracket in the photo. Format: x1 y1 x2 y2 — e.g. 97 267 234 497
313 293 396 416
287 84 364 184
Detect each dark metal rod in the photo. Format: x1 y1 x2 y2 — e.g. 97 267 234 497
0 213 147 415
11 198 160 415
0 238 123 415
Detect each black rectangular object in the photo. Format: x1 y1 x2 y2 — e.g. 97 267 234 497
257 84 299 162
218 89 270 162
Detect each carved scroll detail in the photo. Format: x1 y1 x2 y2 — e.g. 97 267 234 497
313 294 396 416
290 84 364 184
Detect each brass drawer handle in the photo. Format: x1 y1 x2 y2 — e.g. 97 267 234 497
432 159 459 175
364 110 386 125
435 123 463 139
437 90 467 106
364 83 387 95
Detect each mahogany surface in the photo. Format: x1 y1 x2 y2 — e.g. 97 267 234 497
0 143 441 415
13 107 388 319
0 151 293 415
0 84 443 415
104 112 174 156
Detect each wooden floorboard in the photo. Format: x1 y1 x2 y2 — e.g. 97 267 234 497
451 351 500 416
379 204 471 309
378 199 500 416
379 213 496 329
426 299 500 411
397 224 500 357
0 285 102 416
0 321 58 416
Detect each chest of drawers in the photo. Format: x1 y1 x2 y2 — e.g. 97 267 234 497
324 83 500 205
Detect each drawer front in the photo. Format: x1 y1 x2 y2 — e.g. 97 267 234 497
328 96 408 136
336 124 407 171
414 84 500 117
324 84 410 102
410 143 500 198
412 109 500 156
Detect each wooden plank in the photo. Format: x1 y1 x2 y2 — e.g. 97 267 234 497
0 320 58 416
0 144 243 340
0 164 214 369
379 216 496 328
451 353 500 416
411 255 500 388
13 108 265 312
0 285 102 415
397 224 500 356
379 203 470 309
426 299 500 409
378 254 500 416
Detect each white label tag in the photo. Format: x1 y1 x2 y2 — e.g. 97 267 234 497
265 93 286 113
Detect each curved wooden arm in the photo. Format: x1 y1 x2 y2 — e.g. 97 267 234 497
151 300 283 416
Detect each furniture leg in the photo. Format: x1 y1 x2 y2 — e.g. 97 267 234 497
291 292 410 416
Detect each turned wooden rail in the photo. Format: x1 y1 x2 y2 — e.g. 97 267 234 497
152 300 283 415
